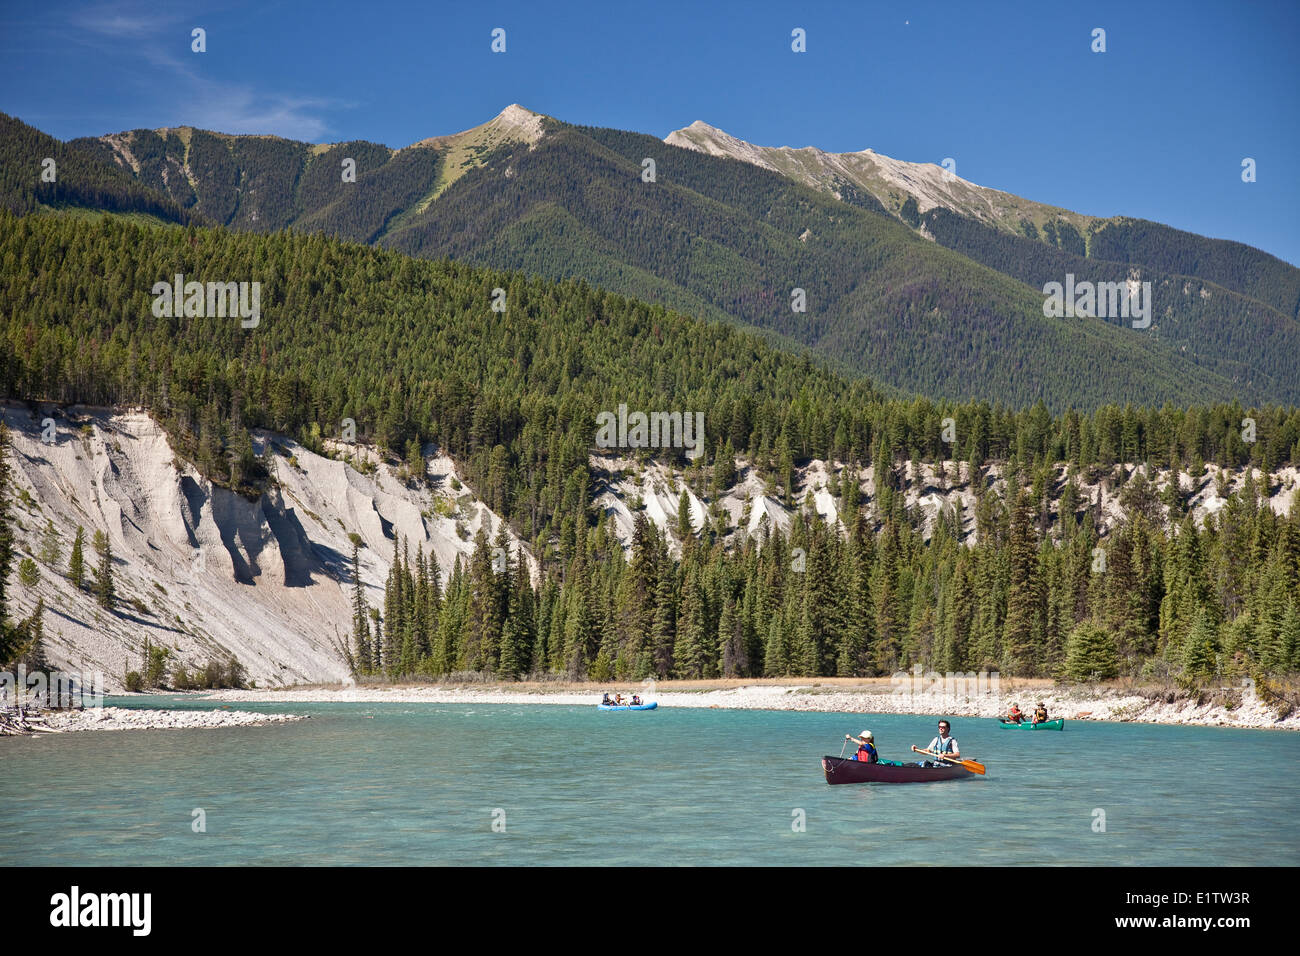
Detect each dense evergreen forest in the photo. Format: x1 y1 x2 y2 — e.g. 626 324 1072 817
383 125 1277 409
1085 217 1300 320
2 211 1299 687
35 108 1299 410
62 111 1300 329
68 124 411 237
0 112 197 226
356 467 1300 687
921 207 1300 402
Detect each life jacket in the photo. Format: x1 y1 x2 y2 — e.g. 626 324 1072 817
933 735 954 754
855 744 877 763
1035 708 1048 722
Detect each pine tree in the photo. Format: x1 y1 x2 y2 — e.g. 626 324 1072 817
412 545 430 662
674 569 709 679
650 557 676 678
1063 621 1120 681
764 607 790 677
836 515 874 675
496 542 523 679
871 525 901 673
1002 488 1042 674
719 596 746 677
68 526 86 589
382 537 405 675
619 513 657 671
1160 515 1212 656
801 524 837 676
93 529 114 610
405 438 426 483
1182 609 1218 683
1281 602 1300 672
776 431 795 506
349 537 370 674
501 556 536 679
18 557 39 588
563 565 594 678
675 488 693 545
465 524 506 673
433 556 466 674
369 607 383 671
490 522 514 670
17 598 49 671
38 518 61 567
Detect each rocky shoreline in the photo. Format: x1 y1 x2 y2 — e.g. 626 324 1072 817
7 681 1291 734
198 681 1300 731
1 705 307 735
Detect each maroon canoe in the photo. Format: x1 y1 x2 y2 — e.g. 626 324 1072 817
821 755 977 784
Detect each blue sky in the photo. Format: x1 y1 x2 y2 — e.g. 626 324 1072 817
3 0 1298 264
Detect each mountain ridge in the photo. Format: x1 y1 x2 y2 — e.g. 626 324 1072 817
665 118 1097 242
2 106 1293 408
664 119 1300 317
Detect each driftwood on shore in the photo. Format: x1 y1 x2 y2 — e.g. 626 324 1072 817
0 707 64 736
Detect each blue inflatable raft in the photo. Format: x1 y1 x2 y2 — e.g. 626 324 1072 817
597 702 658 711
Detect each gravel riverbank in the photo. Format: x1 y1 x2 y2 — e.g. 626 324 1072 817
198 680 1299 731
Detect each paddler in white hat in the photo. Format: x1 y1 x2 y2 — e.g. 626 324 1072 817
845 730 879 764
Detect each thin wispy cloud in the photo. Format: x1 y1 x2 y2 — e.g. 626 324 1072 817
68 0 342 140
79 10 176 39
186 88 336 141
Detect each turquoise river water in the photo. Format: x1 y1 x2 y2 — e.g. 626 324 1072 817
1 697 1296 865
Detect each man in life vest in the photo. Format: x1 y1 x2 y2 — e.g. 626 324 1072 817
601 693 613 706
847 730 879 763
1034 702 1049 723
631 695 641 706
913 720 959 766
1007 703 1025 723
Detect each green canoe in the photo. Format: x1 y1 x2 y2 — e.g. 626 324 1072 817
998 717 1065 730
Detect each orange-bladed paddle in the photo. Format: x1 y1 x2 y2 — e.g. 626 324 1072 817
911 745 986 775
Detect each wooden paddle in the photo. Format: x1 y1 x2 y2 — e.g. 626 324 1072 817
911 746 986 775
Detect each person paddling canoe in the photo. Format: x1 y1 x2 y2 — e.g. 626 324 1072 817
845 730 879 763
911 720 960 766
1033 702 1049 724
1007 703 1025 724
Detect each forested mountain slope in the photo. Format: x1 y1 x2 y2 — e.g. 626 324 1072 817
0 112 195 225
55 105 1300 409
382 122 1274 409
918 207 1300 402
65 105 551 243
3 213 1299 687
667 120 1300 319
3 211 1298 542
